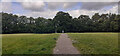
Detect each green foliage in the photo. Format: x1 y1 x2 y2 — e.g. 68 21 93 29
53 11 72 32
68 33 118 54
2 12 55 33
1 11 120 33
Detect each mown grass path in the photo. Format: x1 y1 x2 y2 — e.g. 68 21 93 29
53 34 80 54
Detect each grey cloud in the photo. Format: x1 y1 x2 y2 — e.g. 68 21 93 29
63 2 78 9
23 6 45 12
20 2 117 12
21 2 45 12
1 2 12 12
21 2 79 12
81 2 117 10
47 2 78 10
47 2 63 10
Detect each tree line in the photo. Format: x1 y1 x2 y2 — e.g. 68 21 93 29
1 11 120 34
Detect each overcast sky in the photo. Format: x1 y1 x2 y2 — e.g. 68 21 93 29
0 0 119 19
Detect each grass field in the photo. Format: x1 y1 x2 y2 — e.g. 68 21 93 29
0 35 2 55
2 33 59 54
2 33 119 54
68 33 118 54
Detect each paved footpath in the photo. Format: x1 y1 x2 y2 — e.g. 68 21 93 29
53 33 80 54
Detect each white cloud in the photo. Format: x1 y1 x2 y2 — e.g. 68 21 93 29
20 2 79 11
1 0 12 2
21 1 45 11
68 5 118 18
68 10 80 18
17 2 118 13
0 1 118 19
0 2 12 13
2 0 120 2
101 5 118 14
17 10 58 19
0 2 2 12
13 5 118 19
63 2 78 9
68 9 97 18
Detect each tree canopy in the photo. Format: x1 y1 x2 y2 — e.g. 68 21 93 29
1 11 120 34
